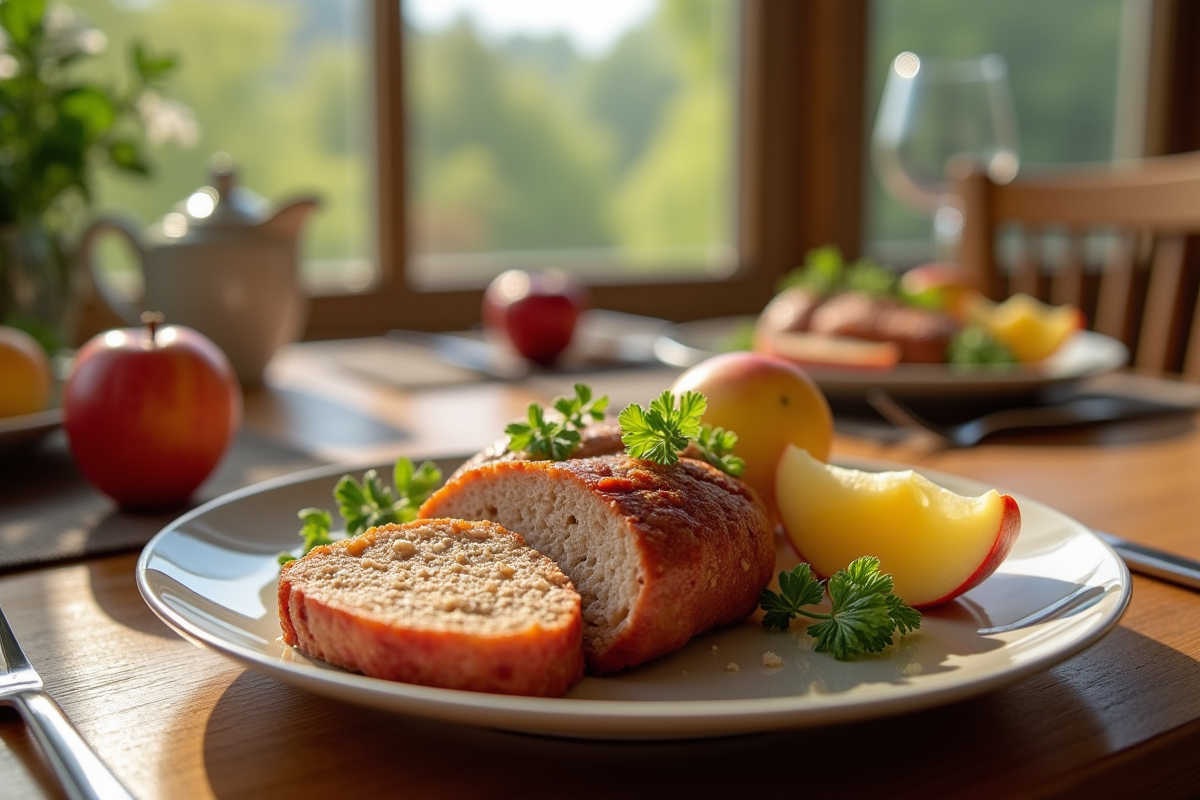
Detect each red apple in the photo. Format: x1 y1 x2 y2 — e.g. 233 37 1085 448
482 269 588 366
63 313 242 510
775 446 1021 608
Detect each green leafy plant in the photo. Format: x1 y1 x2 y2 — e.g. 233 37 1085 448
0 0 188 350
505 383 609 460
759 557 922 660
278 457 443 565
0 0 184 226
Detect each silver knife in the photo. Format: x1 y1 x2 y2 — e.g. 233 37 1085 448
1097 531 1200 591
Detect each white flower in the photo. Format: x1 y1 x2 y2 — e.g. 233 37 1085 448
43 4 106 60
137 91 200 148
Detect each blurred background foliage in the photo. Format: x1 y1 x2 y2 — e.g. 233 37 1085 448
73 0 1124 288
74 0 735 291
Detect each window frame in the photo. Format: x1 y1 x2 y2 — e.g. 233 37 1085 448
300 0 871 340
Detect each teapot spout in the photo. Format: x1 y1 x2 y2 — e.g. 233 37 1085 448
260 195 321 239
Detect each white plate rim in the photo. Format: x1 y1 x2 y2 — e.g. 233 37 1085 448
136 455 1131 739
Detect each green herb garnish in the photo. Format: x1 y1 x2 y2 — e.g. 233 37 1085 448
946 324 1015 368
552 382 609 429
618 390 749 476
618 390 705 467
505 403 581 460
777 244 897 298
691 423 746 477
759 557 922 660
505 383 609 460
277 456 443 565
779 243 845 294
841 255 896 297
286 508 335 562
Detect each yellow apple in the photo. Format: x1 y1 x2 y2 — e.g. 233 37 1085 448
775 446 1021 608
0 325 52 418
670 352 833 518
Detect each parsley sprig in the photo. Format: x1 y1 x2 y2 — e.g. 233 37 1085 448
779 244 897 299
618 390 747 477
618 390 704 467
947 324 1015 368
505 383 609 460
553 382 609 429
278 457 443 565
759 557 921 660
691 423 746 477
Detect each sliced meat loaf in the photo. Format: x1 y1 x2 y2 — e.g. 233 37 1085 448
278 518 584 697
418 454 775 675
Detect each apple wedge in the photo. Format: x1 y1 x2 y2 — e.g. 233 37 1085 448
775 446 1021 608
967 292 1084 362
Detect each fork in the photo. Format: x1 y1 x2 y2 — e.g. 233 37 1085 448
865 388 1184 448
0 603 136 800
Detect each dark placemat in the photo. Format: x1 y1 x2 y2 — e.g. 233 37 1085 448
0 429 328 574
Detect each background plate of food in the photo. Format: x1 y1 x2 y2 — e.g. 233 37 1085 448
654 247 1128 410
654 315 1128 406
136 453 1130 740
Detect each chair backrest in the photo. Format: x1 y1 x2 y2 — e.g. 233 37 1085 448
952 151 1200 379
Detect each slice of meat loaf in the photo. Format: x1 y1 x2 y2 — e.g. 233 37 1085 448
418 454 775 675
278 518 584 697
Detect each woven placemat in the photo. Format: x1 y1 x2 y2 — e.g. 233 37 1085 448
0 429 329 574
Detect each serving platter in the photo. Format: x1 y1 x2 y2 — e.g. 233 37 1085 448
137 455 1130 740
654 316 1129 405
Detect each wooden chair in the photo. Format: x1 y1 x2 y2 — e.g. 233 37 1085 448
952 151 1200 379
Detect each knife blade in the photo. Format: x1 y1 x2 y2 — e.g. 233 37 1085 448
1096 531 1200 591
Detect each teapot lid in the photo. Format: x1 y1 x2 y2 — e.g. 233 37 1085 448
157 152 270 240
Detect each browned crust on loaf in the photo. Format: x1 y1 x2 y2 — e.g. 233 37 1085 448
418 455 775 674
449 419 624 481
278 519 584 697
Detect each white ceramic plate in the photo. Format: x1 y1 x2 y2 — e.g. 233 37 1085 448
654 316 1129 404
136 456 1130 740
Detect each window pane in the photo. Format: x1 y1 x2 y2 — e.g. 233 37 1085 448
403 0 739 289
864 0 1126 264
71 0 374 295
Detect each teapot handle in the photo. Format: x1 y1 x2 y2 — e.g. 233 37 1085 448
75 217 148 326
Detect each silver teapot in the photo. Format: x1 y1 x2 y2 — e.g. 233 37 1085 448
77 153 320 384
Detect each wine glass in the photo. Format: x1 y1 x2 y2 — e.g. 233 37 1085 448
871 51 1019 260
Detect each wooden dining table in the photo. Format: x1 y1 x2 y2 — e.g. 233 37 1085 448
2 335 1199 800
